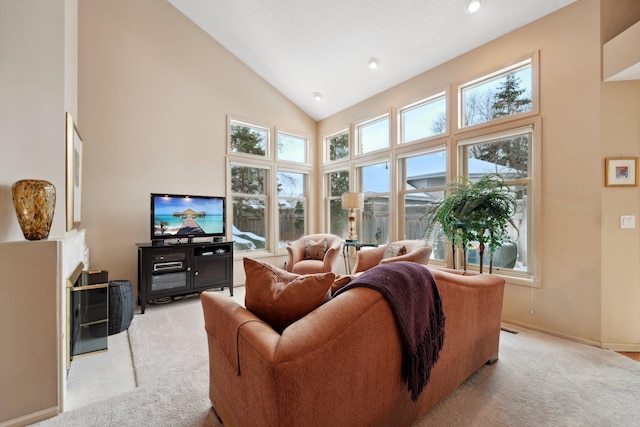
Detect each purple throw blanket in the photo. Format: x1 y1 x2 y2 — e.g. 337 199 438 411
333 261 445 401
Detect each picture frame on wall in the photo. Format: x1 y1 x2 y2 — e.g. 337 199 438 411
605 157 638 187
65 112 83 231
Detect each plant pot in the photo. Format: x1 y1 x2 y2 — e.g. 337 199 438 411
12 179 56 241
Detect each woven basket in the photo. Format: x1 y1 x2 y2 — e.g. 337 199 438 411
108 280 134 335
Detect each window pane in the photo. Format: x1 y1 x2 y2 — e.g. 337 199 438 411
277 171 304 196
329 170 349 197
460 128 532 273
461 65 532 128
329 199 349 239
278 133 306 163
232 197 266 251
327 132 349 161
405 151 447 190
406 191 446 260
359 117 389 154
362 162 390 193
279 199 305 246
361 196 389 244
401 96 446 143
230 122 267 156
466 176 523 270
231 166 266 194
465 132 529 180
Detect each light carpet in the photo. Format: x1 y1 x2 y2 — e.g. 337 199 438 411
33 288 640 426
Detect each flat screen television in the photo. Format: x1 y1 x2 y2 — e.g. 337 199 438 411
150 193 225 243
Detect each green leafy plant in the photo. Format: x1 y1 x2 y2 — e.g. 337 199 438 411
425 174 518 273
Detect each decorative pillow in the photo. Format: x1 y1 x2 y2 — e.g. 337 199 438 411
303 238 328 260
243 257 334 331
382 243 407 259
330 274 353 296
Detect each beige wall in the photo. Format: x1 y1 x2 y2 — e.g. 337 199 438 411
318 0 640 347
78 0 316 286
0 0 74 241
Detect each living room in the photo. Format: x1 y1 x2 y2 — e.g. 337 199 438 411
2 0 640 425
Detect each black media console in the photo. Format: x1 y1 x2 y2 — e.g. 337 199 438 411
137 241 233 314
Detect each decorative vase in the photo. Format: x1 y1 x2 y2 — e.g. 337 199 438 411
12 179 56 241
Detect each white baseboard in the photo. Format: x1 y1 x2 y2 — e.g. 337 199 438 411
0 406 59 427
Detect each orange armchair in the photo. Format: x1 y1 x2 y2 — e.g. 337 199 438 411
352 239 432 274
286 234 342 274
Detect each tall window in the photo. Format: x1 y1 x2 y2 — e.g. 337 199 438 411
278 170 307 247
400 93 447 143
459 126 533 273
400 150 447 260
228 118 312 253
357 115 389 154
326 170 350 238
359 161 390 244
460 59 532 128
230 165 269 251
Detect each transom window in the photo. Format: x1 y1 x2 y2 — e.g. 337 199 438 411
460 59 532 128
400 93 447 143
357 115 389 155
325 131 349 162
277 132 307 163
229 120 269 156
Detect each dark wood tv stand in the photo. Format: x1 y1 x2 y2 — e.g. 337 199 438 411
137 241 233 314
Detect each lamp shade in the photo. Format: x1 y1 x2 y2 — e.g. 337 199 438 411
341 192 364 209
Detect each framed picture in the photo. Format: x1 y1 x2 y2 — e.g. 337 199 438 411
605 157 638 187
65 112 83 231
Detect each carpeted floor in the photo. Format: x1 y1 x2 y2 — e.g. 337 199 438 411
33 288 640 427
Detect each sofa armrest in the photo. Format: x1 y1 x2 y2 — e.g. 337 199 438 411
352 246 385 273
286 243 305 272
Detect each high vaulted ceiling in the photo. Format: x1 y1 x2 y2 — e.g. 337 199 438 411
167 0 576 121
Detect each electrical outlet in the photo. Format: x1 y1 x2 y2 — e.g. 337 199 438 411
621 215 636 229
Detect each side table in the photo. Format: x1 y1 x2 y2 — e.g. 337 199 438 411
342 241 378 274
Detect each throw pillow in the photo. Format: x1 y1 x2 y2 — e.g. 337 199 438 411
303 238 328 260
330 274 353 295
382 243 407 259
243 257 335 331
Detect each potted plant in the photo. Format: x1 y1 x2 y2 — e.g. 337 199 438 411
424 174 518 273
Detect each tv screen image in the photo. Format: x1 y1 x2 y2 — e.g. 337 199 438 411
151 194 225 240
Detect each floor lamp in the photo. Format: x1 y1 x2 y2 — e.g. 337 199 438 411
341 192 364 242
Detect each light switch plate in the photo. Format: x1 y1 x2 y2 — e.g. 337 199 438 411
621 215 635 228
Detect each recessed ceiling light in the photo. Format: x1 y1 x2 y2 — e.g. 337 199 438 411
368 58 380 70
312 92 323 101
466 0 483 14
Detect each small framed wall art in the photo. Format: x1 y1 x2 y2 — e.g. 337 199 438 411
604 157 638 187
66 112 84 231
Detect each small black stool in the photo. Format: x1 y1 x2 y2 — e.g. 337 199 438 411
108 280 134 335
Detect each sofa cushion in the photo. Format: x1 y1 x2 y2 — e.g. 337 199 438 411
243 257 334 331
382 243 407 259
304 238 327 260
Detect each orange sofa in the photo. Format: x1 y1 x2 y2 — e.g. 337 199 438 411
201 268 505 427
